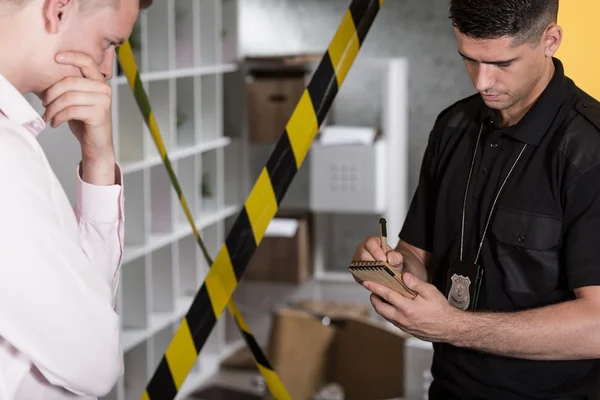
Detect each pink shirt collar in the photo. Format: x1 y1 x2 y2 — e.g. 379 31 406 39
0 74 46 137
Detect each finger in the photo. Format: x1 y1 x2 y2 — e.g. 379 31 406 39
352 274 364 285
379 315 409 333
365 236 387 262
44 92 109 124
387 250 404 268
43 77 110 107
402 272 437 300
363 280 408 309
370 293 402 323
49 105 97 128
352 238 379 262
357 248 376 261
56 52 104 81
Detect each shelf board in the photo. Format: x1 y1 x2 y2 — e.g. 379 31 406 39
113 64 238 85
122 295 194 352
123 204 240 264
121 137 232 175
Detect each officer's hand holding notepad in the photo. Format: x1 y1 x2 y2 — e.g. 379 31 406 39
349 218 417 299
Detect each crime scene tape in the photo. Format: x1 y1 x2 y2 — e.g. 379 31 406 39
117 0 384 398
116 44 291 399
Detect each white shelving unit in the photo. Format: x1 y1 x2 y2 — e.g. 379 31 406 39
28 1 246 400
109 2 246 399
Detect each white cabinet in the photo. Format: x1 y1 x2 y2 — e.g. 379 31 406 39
310 138 387 214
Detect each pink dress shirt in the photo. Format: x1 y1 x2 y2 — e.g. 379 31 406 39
0 73 125 399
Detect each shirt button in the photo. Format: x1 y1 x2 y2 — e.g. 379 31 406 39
483 167 490 174
490 142 498 148
517 235 525 242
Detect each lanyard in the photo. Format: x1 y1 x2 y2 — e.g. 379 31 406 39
460 121 528 264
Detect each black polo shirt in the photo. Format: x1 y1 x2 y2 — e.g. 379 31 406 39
400 58 600 399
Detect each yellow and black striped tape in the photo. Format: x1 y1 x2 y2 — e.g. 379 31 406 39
118 0 384 398
116 44 291 399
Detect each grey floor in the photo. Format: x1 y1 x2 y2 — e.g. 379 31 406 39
185 368 410 400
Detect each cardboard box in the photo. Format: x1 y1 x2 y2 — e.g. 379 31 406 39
244 53 321 144
220 300 371 371
266 307 336 399
263 301 405 400
327 317 406 399
246 71 306 144
244 213 312 284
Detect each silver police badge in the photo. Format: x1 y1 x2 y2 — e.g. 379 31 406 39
447 273 471 310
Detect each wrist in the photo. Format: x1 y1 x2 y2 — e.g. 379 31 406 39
81 155 116 186
444 307 469 346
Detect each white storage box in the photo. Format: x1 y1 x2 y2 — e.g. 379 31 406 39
309 128 386 214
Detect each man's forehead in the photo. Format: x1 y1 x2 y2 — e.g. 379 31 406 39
456 32 524 62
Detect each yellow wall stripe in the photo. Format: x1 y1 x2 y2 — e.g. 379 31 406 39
555 1 600 99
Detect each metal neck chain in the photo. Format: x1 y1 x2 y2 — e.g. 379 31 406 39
460 121 528 264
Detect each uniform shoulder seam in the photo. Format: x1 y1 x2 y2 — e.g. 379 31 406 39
572 87 600 133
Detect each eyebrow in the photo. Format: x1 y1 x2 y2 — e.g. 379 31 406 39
457 50 518 66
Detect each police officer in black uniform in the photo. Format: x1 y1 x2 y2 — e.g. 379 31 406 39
353 0 600 399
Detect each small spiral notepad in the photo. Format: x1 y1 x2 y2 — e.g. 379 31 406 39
349 260 417 299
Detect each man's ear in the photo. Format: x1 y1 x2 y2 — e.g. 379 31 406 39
543 24 563 58
44 0 75 34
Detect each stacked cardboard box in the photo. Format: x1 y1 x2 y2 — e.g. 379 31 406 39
244 212 313 284
222 300 407 400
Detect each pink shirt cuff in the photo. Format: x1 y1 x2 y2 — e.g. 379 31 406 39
75 163 124 223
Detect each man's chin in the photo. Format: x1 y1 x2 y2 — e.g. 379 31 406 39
481 95 511 110
31 81 53 101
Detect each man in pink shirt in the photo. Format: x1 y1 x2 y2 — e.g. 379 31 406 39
0 0 152 398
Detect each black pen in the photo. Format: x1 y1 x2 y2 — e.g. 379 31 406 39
379 217 387 254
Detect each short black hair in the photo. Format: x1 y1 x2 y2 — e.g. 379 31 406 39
449 0 559 45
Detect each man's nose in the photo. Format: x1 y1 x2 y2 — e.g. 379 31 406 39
100 50 115 81
474 64 495 92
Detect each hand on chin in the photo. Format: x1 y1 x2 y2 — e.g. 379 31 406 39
38 61 84 98
41 51 114 162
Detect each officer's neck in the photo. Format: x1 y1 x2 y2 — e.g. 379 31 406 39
497 60 556 128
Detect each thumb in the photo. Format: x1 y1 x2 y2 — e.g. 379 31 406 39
386 250 404 268
402 272 435 299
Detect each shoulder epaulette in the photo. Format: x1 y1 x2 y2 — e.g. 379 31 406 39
574 92 600 133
